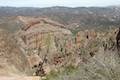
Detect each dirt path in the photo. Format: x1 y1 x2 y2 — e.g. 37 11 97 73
0 76 41 80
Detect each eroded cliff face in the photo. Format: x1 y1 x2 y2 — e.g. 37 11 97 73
16 16 72 53
15 16 73 75
0 29 30 76
74 28 118 59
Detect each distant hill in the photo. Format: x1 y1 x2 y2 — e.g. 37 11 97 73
0 6 120 32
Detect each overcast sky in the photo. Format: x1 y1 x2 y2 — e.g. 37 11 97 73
0 0 120 7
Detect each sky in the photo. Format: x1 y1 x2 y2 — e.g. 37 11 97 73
0 0 120 7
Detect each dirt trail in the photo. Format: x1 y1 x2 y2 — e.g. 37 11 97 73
0 76 41 80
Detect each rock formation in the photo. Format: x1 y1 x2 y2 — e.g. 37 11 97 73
15 16 73 75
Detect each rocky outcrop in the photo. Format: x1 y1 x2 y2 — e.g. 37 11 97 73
75 29 97 48
15 16 73 75
16 16 72 57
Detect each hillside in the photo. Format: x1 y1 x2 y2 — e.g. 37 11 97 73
0 29 30 76
0 7 120 80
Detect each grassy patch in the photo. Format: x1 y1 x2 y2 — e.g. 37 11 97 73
44 65 77 80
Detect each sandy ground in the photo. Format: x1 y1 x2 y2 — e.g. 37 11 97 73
0 76 41 80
